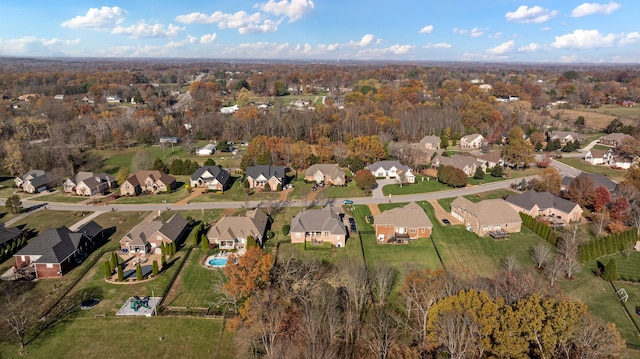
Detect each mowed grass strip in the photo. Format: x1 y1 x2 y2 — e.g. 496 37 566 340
165 249 225 308
556 157 626 182
13 317 235 359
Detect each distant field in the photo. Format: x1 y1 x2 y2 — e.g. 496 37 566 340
549 106 639 131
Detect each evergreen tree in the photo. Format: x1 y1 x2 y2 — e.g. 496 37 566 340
603 258 619 281
103 261 111 278
136 264 143 281
201 234 209 250
473 166 485 180
117 265 123 282
152 260 159 276
161 254 167 268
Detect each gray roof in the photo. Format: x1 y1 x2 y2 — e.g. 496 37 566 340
121 214 188 246
245 165 286 181
548 131 580 140
77 220 103 239
420 135 440 145
190 166 231 186
0 225 22 246
600 133 633 142
374 202 433 228
207 209 268 241
290 205 347 235
304 164 345 180
451 197 521 226
15 227 85 264
505 190 580 214
562 173 617 192
433 154 484 169
366 160 410 172
461 134 483 142
20 170 46 180
125 170 176 187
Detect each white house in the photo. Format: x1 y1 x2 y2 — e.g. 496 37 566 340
220 105 239 115
584 149 607 165
459 134 484 149
366 160 415 183
196 144 216 156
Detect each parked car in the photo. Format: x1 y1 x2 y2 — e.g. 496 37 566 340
350 224 357 232
343 199 354 205
442 218 451 226
348 217 356 224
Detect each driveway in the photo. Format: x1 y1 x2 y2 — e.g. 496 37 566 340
371 179 396 199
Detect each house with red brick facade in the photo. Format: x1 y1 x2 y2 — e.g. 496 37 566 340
120 214 188 255
374 202 432 244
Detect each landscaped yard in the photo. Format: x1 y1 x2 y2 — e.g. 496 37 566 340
35 190 89 203
11 210 90 235
556 157 626 182
382 177 450 196
163 249 225 308
437 188 517 212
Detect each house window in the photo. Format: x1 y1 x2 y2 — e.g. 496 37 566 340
296 233 301 238
410 228 416 233
324 231 329 237
46 263 53 268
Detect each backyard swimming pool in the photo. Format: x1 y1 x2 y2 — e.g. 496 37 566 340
207 257 228 267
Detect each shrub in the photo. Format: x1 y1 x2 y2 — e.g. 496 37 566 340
473 167 484 180
152 260 159 276
282 224 291 236
266 230 275 239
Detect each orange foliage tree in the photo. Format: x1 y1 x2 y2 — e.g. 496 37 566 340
222 246 274 315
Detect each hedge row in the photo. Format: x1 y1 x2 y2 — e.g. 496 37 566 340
520 212 560 246
578 229 638 262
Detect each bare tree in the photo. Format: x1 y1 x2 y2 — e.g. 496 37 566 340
502 254 521 273
558 224 583 260
531 243 552 269
590 209 609 237
1 287 33 355
544 256 564 287
364 306 401 359
368 262 398 306
571 314 626 358
562 256 582 279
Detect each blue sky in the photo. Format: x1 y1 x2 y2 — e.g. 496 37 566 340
0 1 638 63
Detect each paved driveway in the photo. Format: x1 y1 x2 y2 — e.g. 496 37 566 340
371 179 396 199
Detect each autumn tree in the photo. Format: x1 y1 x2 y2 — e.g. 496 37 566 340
565 175 595 208
593 185 612 211
534 167 562 194
502 126 534 169
221 246 274 315
289 140 312 179
354 169 377 194
2 138 25 176
347 135 386 165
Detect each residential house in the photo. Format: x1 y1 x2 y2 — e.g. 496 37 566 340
190 166 231 192
599 133 634 147
120 170 177 196
505 190 583 225
374 202 433 244
220 104 239 115
120 214 188 255
304 164 346 186
207 209 268 250
106 95 122 103
366 160 415 184
245 165 286 191
54 94 65 100
459 134 484 149
63 171 117 196
196 143 216 156
431 154 487 177
478 150 504 169
547 131 581 145
561 173 617 193
450 197 522 237
419 135 441 150
15 170 51 194
584 149 608 165
0 224 23 252
290 205 347 248
14 221 103 278
608 150 635 169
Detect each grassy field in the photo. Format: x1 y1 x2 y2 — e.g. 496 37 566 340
11 210 90 234
163 249 225 308
556 157 626 182
1 316 235 359
34 191 89 203
382 177 449 196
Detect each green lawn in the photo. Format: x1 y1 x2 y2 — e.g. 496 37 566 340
592 144 612 151
591 104 640 119
12 210 89 235
3 317 235 359
556 157 626 182
114 186 190 204
382 177 450 196
35 191 88 203
164 249 225 308
438 189 517 212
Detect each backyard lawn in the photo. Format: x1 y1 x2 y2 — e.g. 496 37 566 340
35 190 89 203
556 157 626 182
163 249 225 308
438 188 517 212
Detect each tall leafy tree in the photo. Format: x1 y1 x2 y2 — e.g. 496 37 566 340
502 126 534 169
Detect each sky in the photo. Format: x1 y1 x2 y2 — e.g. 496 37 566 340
0 1 638 63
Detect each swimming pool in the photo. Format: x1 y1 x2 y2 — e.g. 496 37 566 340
207 257 228 267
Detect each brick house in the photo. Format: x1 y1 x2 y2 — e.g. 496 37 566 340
374 202 432 244
245 165 286 191
207 209 268 249
120 170 177 196
190 166 231 192
120 214 188 255
450 197 522 237
290 205 347 248
304 164 346 186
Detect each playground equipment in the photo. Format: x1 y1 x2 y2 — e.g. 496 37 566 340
130 296 151 312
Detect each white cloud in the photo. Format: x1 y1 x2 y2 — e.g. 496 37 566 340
258 0 315 22
518 42 542 52
0 36 80 56
61 6 127 29
551 29 616 49
424 42 452 48
175 10 279 34
349 34 376 47
200 33 218 44
112 23 183 38
505 6 558 23
489 32 503 39
540 27 552 31
454 27 484 37
571 2 620 17
356 44 415 57
619 32 640 46
486 40 514 55
326 43 339 51
560 55 579 63
419 25 434 34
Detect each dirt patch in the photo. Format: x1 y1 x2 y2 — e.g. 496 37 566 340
428 199 461 225
368 204 381 215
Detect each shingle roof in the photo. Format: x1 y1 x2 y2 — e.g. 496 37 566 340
452 197 521 226
505 190 580 214
77 220 103 239
420 135 440 145
15 227 85 264
478 150 502 163
121 214 187 246
0 225 21 246
207 209 268 241
304 164 346 180
190 166 231 186
374 202 433 228
245 165 286 181
600 133 633 142
461 134 483 143
290 205 347 235
160 214 188 242
366 160 410 172
562 173 617 192
433 154 483 169
125 170 176 187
